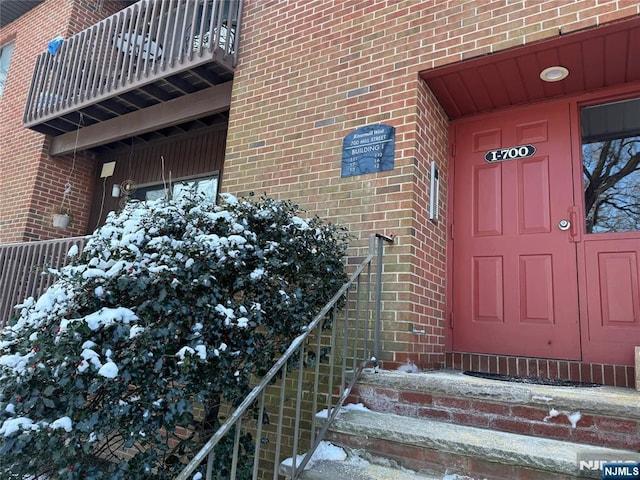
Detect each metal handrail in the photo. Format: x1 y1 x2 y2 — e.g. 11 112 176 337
175 233 394 480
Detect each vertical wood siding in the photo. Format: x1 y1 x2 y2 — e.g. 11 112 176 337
88 126 227 230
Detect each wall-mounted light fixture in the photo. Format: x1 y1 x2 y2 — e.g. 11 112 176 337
429 161 440 224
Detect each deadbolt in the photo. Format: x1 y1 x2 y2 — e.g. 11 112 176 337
558 219 571 231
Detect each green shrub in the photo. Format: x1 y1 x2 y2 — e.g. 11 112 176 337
0 192 348 479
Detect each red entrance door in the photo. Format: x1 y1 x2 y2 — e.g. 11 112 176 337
452 102 581 360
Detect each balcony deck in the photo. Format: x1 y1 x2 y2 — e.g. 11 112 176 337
23 0 240 139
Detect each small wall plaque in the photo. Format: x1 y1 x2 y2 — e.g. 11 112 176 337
341 124 395 177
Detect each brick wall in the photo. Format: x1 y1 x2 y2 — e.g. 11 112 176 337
0 0 123 243
223 0 640 370
1 0 638 362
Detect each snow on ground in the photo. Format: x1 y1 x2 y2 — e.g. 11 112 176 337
315 402 370 419
281 441 347 469
282 440 482 479
397 361 420 373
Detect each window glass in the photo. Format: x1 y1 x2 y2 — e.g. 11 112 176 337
0 41 15 98
581 98 640 233
131 175 219 203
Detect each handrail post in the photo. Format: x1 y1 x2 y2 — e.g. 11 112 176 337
372 233 394 362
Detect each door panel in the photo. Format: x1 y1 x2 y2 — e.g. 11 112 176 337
473 256 503 322
519 254 554 323
472 164 502 236
518 157 551 234
581 238 640 364
453 102 581 359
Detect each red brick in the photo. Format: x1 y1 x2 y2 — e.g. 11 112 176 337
497 356 508 374
573 414 595 429
417 406 451 421
604 365 615 386
614 365 628 387
491 418 533 435
517 466 575 480
471 400 511 416
511 406 548 422
398 391 433 405
433 396 471 410
467 457 516 480
569 362 581 381
531 422 572 441
592 365 604 385
517 358 528 376
559 361 569 380
571 429 640 450
593 417 639 435
451 412 490 428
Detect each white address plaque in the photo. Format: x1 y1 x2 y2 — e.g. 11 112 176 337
484 144 536 163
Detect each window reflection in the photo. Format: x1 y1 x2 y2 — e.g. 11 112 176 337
132 176 218 204
0 41 15 98
582 100 640 234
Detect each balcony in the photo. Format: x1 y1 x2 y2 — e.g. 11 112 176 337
23 0 241 152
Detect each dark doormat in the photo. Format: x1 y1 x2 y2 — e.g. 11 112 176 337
463 371 600 387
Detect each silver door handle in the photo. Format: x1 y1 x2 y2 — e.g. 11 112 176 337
558 219 571 231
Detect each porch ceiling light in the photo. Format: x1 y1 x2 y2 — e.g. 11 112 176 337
540 66 569 82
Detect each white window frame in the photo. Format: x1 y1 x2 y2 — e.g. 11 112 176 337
130 173 220 204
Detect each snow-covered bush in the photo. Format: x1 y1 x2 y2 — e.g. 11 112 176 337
0 192 349 479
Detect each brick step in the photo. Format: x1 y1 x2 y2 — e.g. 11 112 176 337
323 408 640 480
347 370 640 451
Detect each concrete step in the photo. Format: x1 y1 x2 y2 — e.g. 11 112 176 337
296 456 442 480
323 408 640 480
348 370 640 451
280 444 472 480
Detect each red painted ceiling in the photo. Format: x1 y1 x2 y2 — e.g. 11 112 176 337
420 16 640 120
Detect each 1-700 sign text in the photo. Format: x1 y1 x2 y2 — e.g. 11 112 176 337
485 144 536 163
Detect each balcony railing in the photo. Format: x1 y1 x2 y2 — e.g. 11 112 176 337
0 237 86 328
23 0 241 136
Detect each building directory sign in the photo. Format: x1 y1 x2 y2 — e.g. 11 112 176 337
341 124 395 177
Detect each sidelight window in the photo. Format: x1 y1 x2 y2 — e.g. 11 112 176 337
581 98 640 233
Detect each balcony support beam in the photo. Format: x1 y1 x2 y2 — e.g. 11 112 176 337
49 81 233 156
